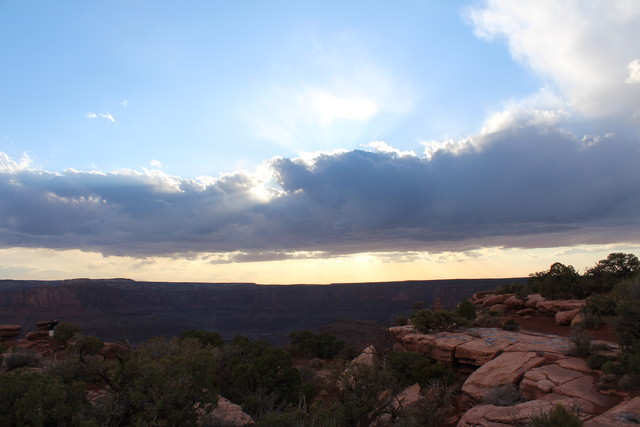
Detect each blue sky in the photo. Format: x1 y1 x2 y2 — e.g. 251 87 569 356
0 1 639 283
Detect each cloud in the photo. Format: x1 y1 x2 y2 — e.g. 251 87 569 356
120 100 129 107
149 160 162 168
467 0 640 121
626 59 640 84
0 110 638 258
85 112 116 122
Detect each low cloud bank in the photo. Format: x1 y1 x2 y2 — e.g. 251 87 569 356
1 117 638 260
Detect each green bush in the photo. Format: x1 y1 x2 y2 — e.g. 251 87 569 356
587 354 611 370
52 322 81 348
181 329 224 347
529 403 583 427
601 361 625 376
5 348 39 371
385 351 432 387
412 309 469 333
289 330 344 359
393 314 409 326
568 328 594 357
482 384 523 406
456 299 477 321
528 262 586 300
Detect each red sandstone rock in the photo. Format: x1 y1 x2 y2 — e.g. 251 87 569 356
520 364 584 400
525 294 545 308
482 293 512 307
489 304 509 315
555 357 591 374
461 351 546 400
204 397 255 426
555 308 582 325
0 324 22 340
457 400 555 426
537 299 585 314
471 291 495 304
517 308 536 316
25 330 49 340
352 345 379 367
554 375 618 408
584 396 640 426
504 295 526 307
571 312 585 326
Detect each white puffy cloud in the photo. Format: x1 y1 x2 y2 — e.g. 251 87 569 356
626 59 640 84
468 0 640 121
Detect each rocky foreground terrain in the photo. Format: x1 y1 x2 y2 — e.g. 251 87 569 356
0 277 521 343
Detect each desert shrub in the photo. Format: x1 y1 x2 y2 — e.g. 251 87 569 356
412 309 469 333
5 347 39 371
181 329 224 347
456 299 476 321
482 384 523 406
583 294 617 317
587 354 611 370
396 379 454 427
0 371 95 426
420 362 454 386
474 311 502 328
52 322 81 348
529 403 583 427
289 330 344 359
386 350 432 387
501 319 520 331
393 313 409 326
528 262 586 299
601 361 625 376
495 283 531 298
568 328 594 357
612 277 640 351
579 312 605 329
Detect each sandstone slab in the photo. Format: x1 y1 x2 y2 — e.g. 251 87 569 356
554 375 618 409
352 345 379 367
482 294 512 307
462 351 546 401
520 364 584 400
0 324 22 340
584 396 640 426
525 294 545 309
504 295 526 307
457 400 555 427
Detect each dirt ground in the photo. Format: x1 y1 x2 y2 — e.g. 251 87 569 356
510 314 618 343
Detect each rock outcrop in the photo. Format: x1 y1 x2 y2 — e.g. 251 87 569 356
0 324 21 342
391 326 623 425
584 396 640 426
205 397 255 426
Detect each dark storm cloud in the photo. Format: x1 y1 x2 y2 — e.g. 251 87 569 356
0 121 639 258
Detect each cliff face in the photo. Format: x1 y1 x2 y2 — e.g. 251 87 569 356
0 278 524 344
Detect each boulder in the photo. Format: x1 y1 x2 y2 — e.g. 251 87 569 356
25 330 49 341
461 351 546 401
471 291 495 304
537 300 585 314
571 313 585 327
584 396 640 426
0 324 22 340
504 295 526 307
517 308 536 316
525 294 545 309
204 397 255 426
352 345 379 367
555 308 582 326
482 294 512 307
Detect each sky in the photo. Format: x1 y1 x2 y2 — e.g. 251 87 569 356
0 0 639 284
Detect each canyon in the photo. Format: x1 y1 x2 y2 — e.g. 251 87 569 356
0 277 523 344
